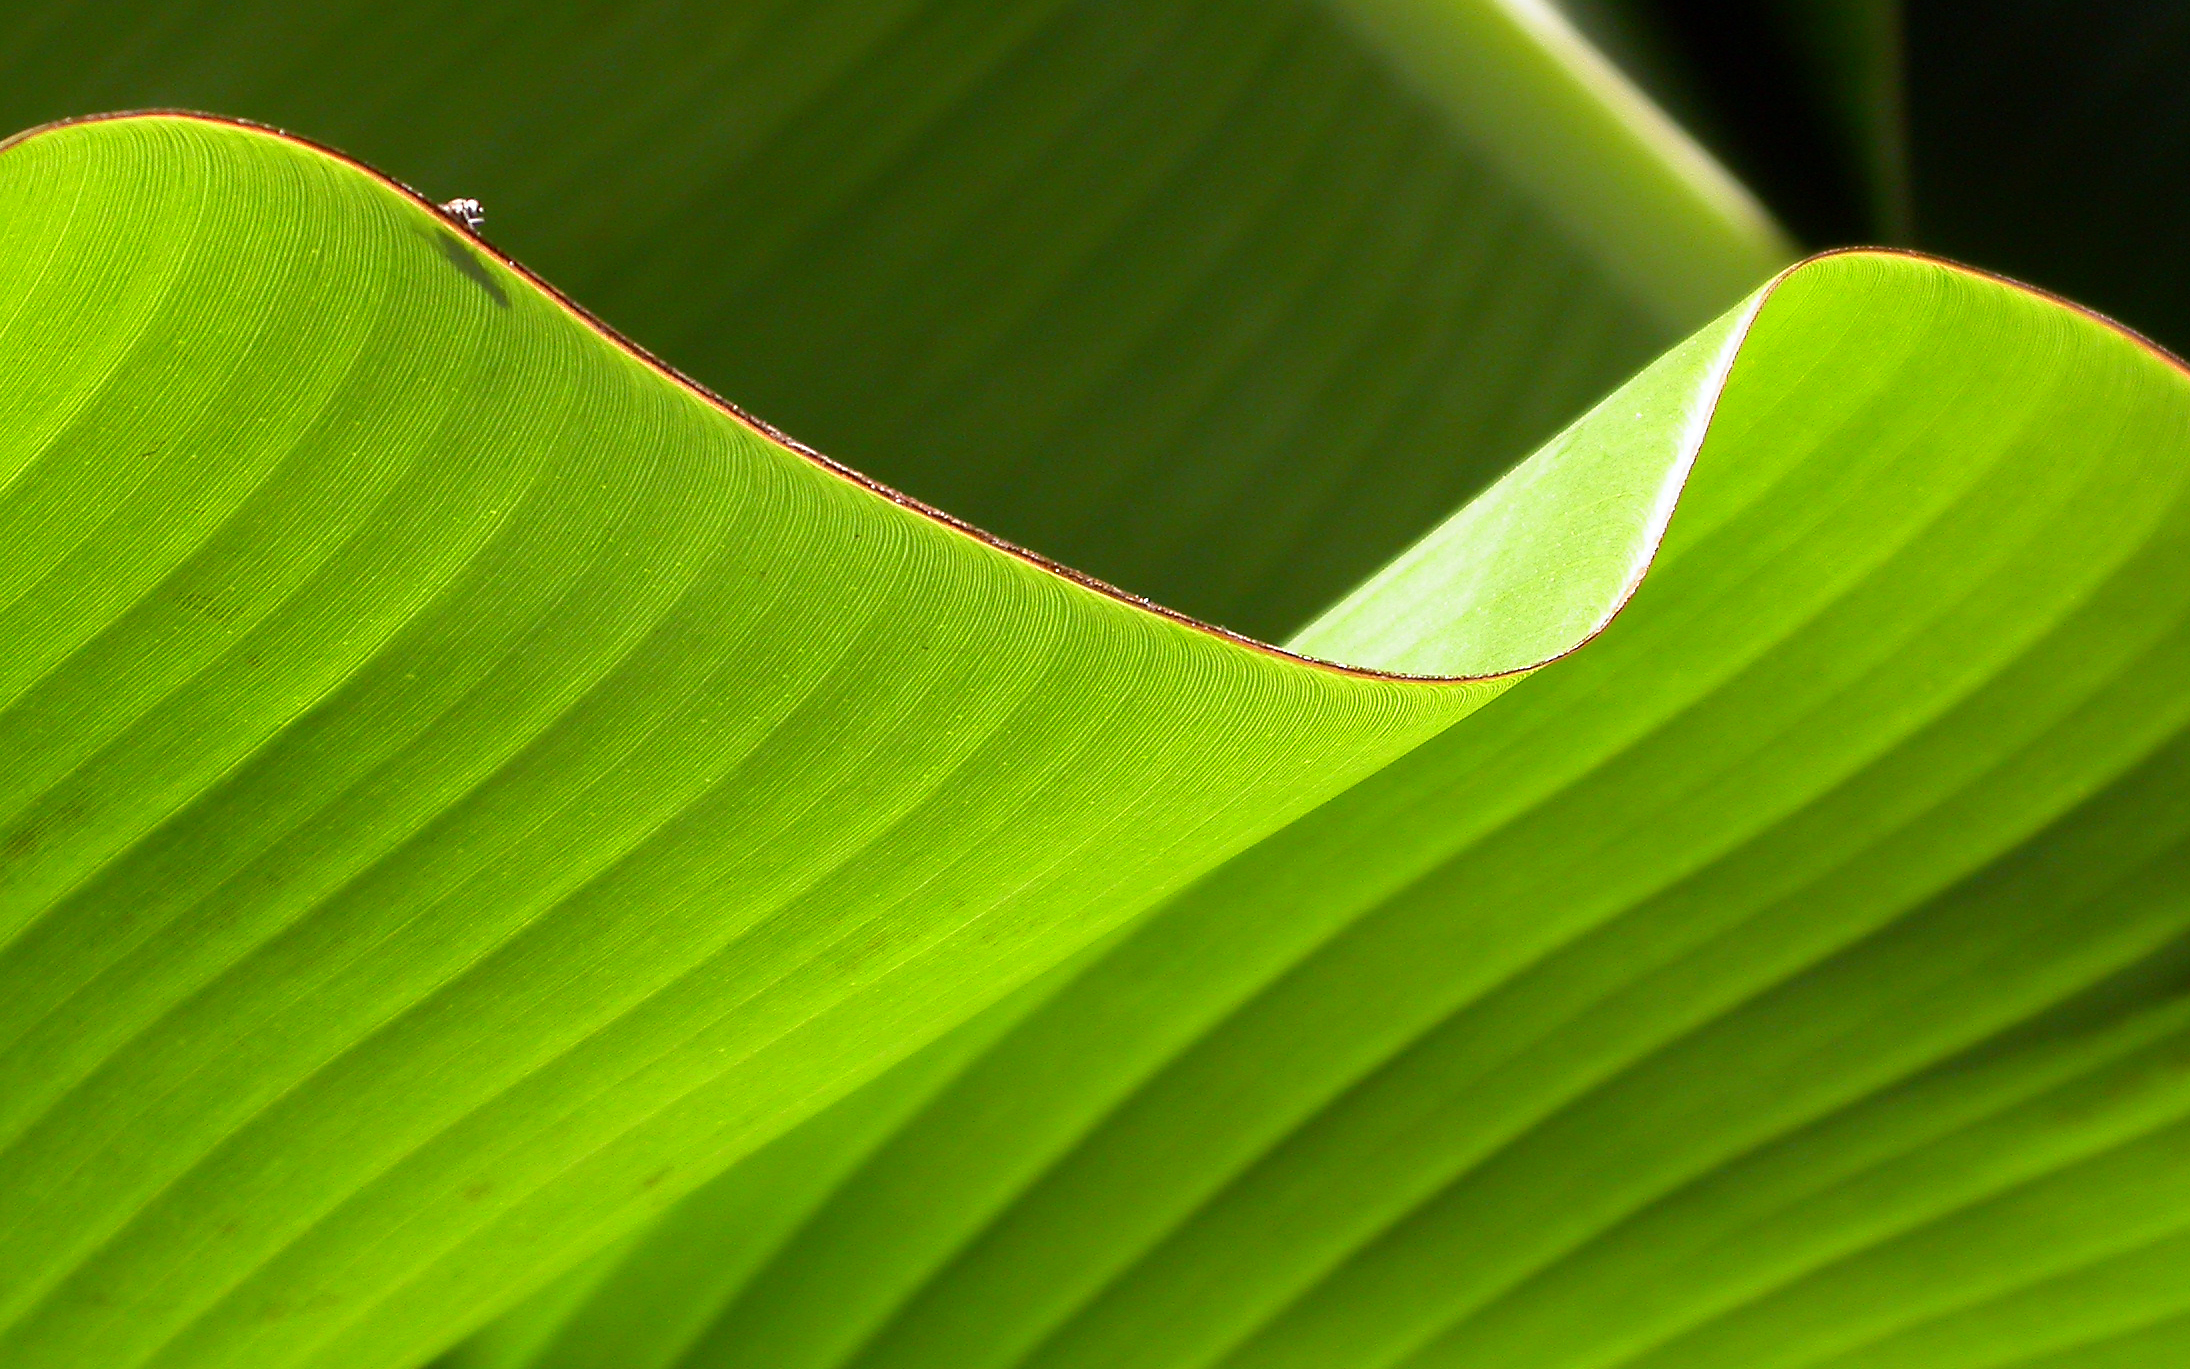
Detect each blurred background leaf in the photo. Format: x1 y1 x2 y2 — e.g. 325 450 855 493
1561 0 2190 355
0 0 1782 639
1555 0 1905 246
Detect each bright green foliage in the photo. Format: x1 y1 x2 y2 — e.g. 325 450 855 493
2 5 2189 1369
0 110 1732 1369
452 252 2190 1369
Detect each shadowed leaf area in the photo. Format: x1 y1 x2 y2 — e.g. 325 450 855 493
0 0 1776 638
1906 0 2190 356
1554 0 2190 357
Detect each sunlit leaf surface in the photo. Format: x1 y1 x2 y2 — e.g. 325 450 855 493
459 252 2190 1369
4 6 2188 1369
0 111 1729 1369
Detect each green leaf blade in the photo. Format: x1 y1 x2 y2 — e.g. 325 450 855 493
469 250 2190 1369
0 110 1705 1369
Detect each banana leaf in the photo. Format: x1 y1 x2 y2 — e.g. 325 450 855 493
445 248 2190 1369
0 105 1744 1369
4 4 2190 1369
